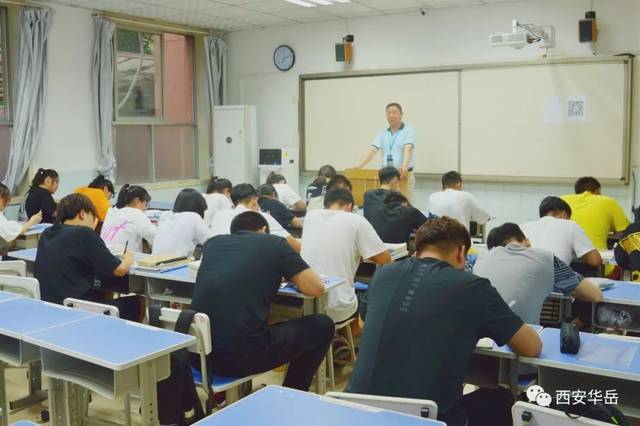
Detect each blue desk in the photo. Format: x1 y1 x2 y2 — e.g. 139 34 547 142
592 280 640 332
520 328 640 415
194 386 444 425
6 248 36 264
148 200 174 211
14 224 51 250
9 421 38 426
0 291 20 304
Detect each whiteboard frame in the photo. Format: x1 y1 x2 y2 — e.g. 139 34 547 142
299 55 633 185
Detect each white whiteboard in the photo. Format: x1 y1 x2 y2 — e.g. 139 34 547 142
303 72 460 174
460 62 627 180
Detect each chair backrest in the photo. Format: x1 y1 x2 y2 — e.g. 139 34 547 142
0 274 40 299
0 260 26 277
325 392 438 420
149 307 211 355
512 402 614 425
63 298 120 317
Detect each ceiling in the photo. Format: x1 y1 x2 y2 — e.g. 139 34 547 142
39 0 532 32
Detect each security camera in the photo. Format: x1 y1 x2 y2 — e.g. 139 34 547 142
419 8 427 16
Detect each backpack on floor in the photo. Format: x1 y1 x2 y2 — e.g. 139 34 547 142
149 304 205 426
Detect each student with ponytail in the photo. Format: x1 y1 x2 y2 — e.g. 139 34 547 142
25 168 59 223
75 175 115 222
0 183 42 248
101 184 156 253
203 176 232 226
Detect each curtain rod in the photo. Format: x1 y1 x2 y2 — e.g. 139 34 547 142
94 13 225 37
0 0 53 11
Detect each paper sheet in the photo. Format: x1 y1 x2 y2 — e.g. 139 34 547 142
544 96 564 124
567 95 587 122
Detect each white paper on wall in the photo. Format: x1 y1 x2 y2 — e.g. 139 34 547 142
567 95 587 122
544 96 564 124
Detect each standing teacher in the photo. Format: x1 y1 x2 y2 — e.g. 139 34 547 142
356 102 416 202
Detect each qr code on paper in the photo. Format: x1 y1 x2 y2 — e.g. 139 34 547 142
568 100 585 118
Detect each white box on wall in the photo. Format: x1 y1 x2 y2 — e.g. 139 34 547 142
213 105 258 187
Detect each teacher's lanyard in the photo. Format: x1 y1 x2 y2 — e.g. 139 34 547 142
386 130 401 167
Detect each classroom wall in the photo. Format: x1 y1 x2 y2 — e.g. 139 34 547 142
227 0 640 230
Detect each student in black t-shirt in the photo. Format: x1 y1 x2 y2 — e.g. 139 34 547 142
306 165 336 201
347 217 542 426
191 211 334 391
257 184 302 230
369 192 428 245
34 194 141 320
363 166 400 220
25 168 59 223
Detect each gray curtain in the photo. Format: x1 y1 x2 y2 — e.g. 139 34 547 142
204 35 227 106
91 17 116 180
2 7 52 191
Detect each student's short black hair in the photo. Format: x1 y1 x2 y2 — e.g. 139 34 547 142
88 175 114 194
257 184 277 198
173 189 207 219
539 196 572 218
379 167 400 184
56 193 98 224
31 168 59 187
384 192 408 206
324 188 354 208
326 174 352 192
0 182 11 204
415 216 470 255
266 172 286 185
116 184 151 209
574 176 601 194
206 176 232 194
230 184 258 206
442 171 462 189
386 102 403 113
230 211 270 234
486 223 527 249
318 165 337 179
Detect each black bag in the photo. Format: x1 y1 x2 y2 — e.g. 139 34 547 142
562 402 630 425
149 304 205 426
560 320 581 354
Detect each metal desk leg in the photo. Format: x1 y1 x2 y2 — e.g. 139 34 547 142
0 362 8 426
314 295 327 395
9 361 47 412
48 378 83 426
138 360 159 426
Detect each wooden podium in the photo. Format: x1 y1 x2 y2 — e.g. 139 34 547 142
345 168 409 206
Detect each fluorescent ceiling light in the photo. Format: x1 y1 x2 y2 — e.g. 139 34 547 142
284 0 317 7
308 0 334 4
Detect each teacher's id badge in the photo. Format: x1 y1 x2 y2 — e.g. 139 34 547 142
386 154 394 167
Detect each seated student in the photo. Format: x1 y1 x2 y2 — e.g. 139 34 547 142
101 184 157 253
266 172 305 210
473 223 602 325
257 184 302 229
614 208 640 281
306 165 336 201
363 166 401 220
0 183 42 250
211 184 300 252
520 196 601 267
307 174 353 212
191 211 334 391
427 171 491 231
301 188 390 324
152 189 213 258
562 176 629 250
347 217 542 426
75 175 115 222
369 192 428 246
34 194 140 320
203 176 232 226
25 168 59 223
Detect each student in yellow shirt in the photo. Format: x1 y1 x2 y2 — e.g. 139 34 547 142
562 176 629 250
75 175 115 222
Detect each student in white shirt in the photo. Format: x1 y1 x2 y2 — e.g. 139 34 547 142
301 188 391 323
307 174 353 212
100 184 157 253
153 189 213 258
211 183 301 253
203 177 232 226
0 183 42 246
520 196 601 268
266 172 305 210
428 171 491 231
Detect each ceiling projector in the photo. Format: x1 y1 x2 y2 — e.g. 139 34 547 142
490 19 555 49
